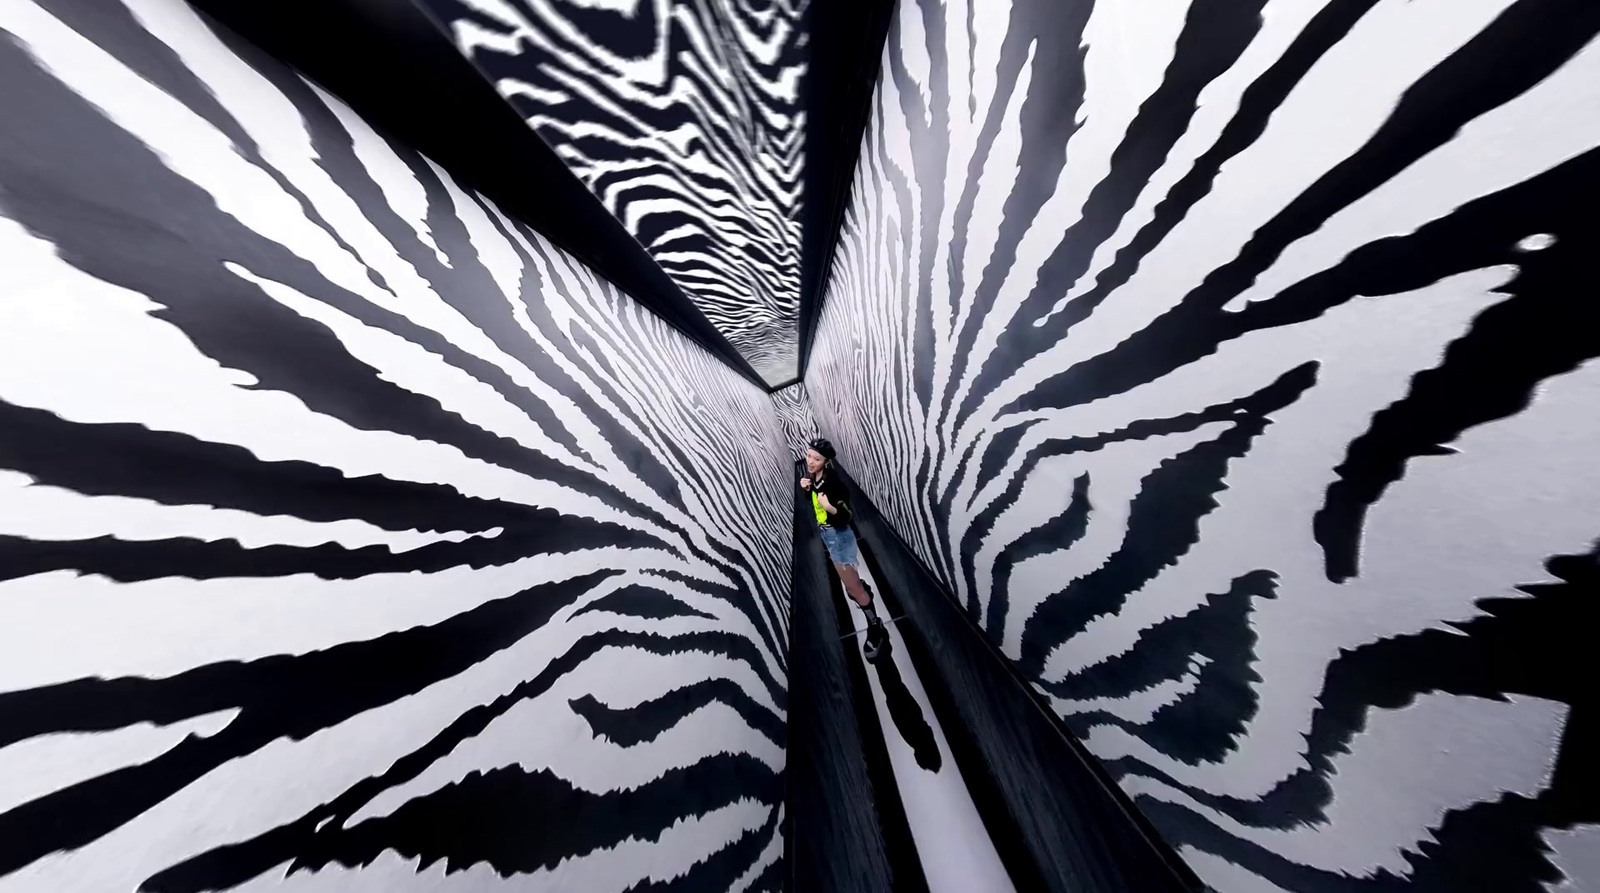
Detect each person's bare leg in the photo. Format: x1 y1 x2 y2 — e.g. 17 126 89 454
836 563 870 606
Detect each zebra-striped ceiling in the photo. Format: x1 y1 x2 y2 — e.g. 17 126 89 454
416 0 812 386
185 0 768 387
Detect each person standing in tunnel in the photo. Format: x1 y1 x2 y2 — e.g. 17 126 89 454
801 438 889 661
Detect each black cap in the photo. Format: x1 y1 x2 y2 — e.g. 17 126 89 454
808 438 836 461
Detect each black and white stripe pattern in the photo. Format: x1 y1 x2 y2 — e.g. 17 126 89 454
769 382 819 460
805 0 1600 890
0 1 790 889
420 0 808 386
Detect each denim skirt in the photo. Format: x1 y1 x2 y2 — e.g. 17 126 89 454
818 525 860 566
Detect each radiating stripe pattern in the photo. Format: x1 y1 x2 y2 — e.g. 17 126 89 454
769 383 819 460
420 0 808 386
804 0 1600 889
0 1 791 890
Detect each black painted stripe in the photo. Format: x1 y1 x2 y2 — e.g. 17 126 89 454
568 677 784 749
1013 365 1315 676
0 513 644 585
0 400 522 534
571 585 720 623
983 472 1092 639
147 756 779 892
950 0 1269 436
1007 0 1600 417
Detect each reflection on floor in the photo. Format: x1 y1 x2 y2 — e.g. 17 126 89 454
840 561 1017 893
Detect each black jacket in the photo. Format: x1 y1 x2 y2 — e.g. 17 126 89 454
806 469 854 529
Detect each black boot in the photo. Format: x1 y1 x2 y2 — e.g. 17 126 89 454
863 617 889 662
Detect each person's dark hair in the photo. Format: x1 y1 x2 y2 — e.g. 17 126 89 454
808 437 836 462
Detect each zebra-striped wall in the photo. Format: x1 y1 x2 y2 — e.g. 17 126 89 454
770 383 819 461
418 0 808 387
804 0 1600 890
0 1 791 890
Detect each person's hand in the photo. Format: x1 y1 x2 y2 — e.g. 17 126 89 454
817 493 835 513
799 477 811 490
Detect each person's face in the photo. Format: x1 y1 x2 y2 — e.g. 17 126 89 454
804 449 825 475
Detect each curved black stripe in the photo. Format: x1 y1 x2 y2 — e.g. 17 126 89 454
190 0 764 384
642 567 790 678
148 757 778 892
1047 569 1275 698
538 311 772 607
1140 667 1594 893
568 677 784 748
983 472 1093 638
0 617 784 754
937 436 991 614
955 364 1313 663
695 528 792 675
1007 0 1600 417
1050 570 1278 766
529 0 662 59
421 0 805 383
0 43 660 525
936 0 1093 429
462 193 797 663
32 0 262 153
1135 791 1567 893
625 805 783 893
0 567 618 747
276 71 598 465
1047 0 1386 356
0 510 645 584
1105 543 1596 841
953 357 1312 617
960 366 1291 547
572 585 719 623
293 755 778 879
0 624 783 879
0 568 618 873
1004 0 1600 419
438 201 760 561
878 0 949 425
746 847 785 893
949 0 1268 436
501 236 696 512
6 35 779 658
967 419 1042 503
1313 152 1600 580
173 24 589 469
133 628 787 892
0 400 522 534
1016 365 1314 677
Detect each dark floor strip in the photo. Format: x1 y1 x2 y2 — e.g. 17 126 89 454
842 469 1205 893
785 459 903 892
